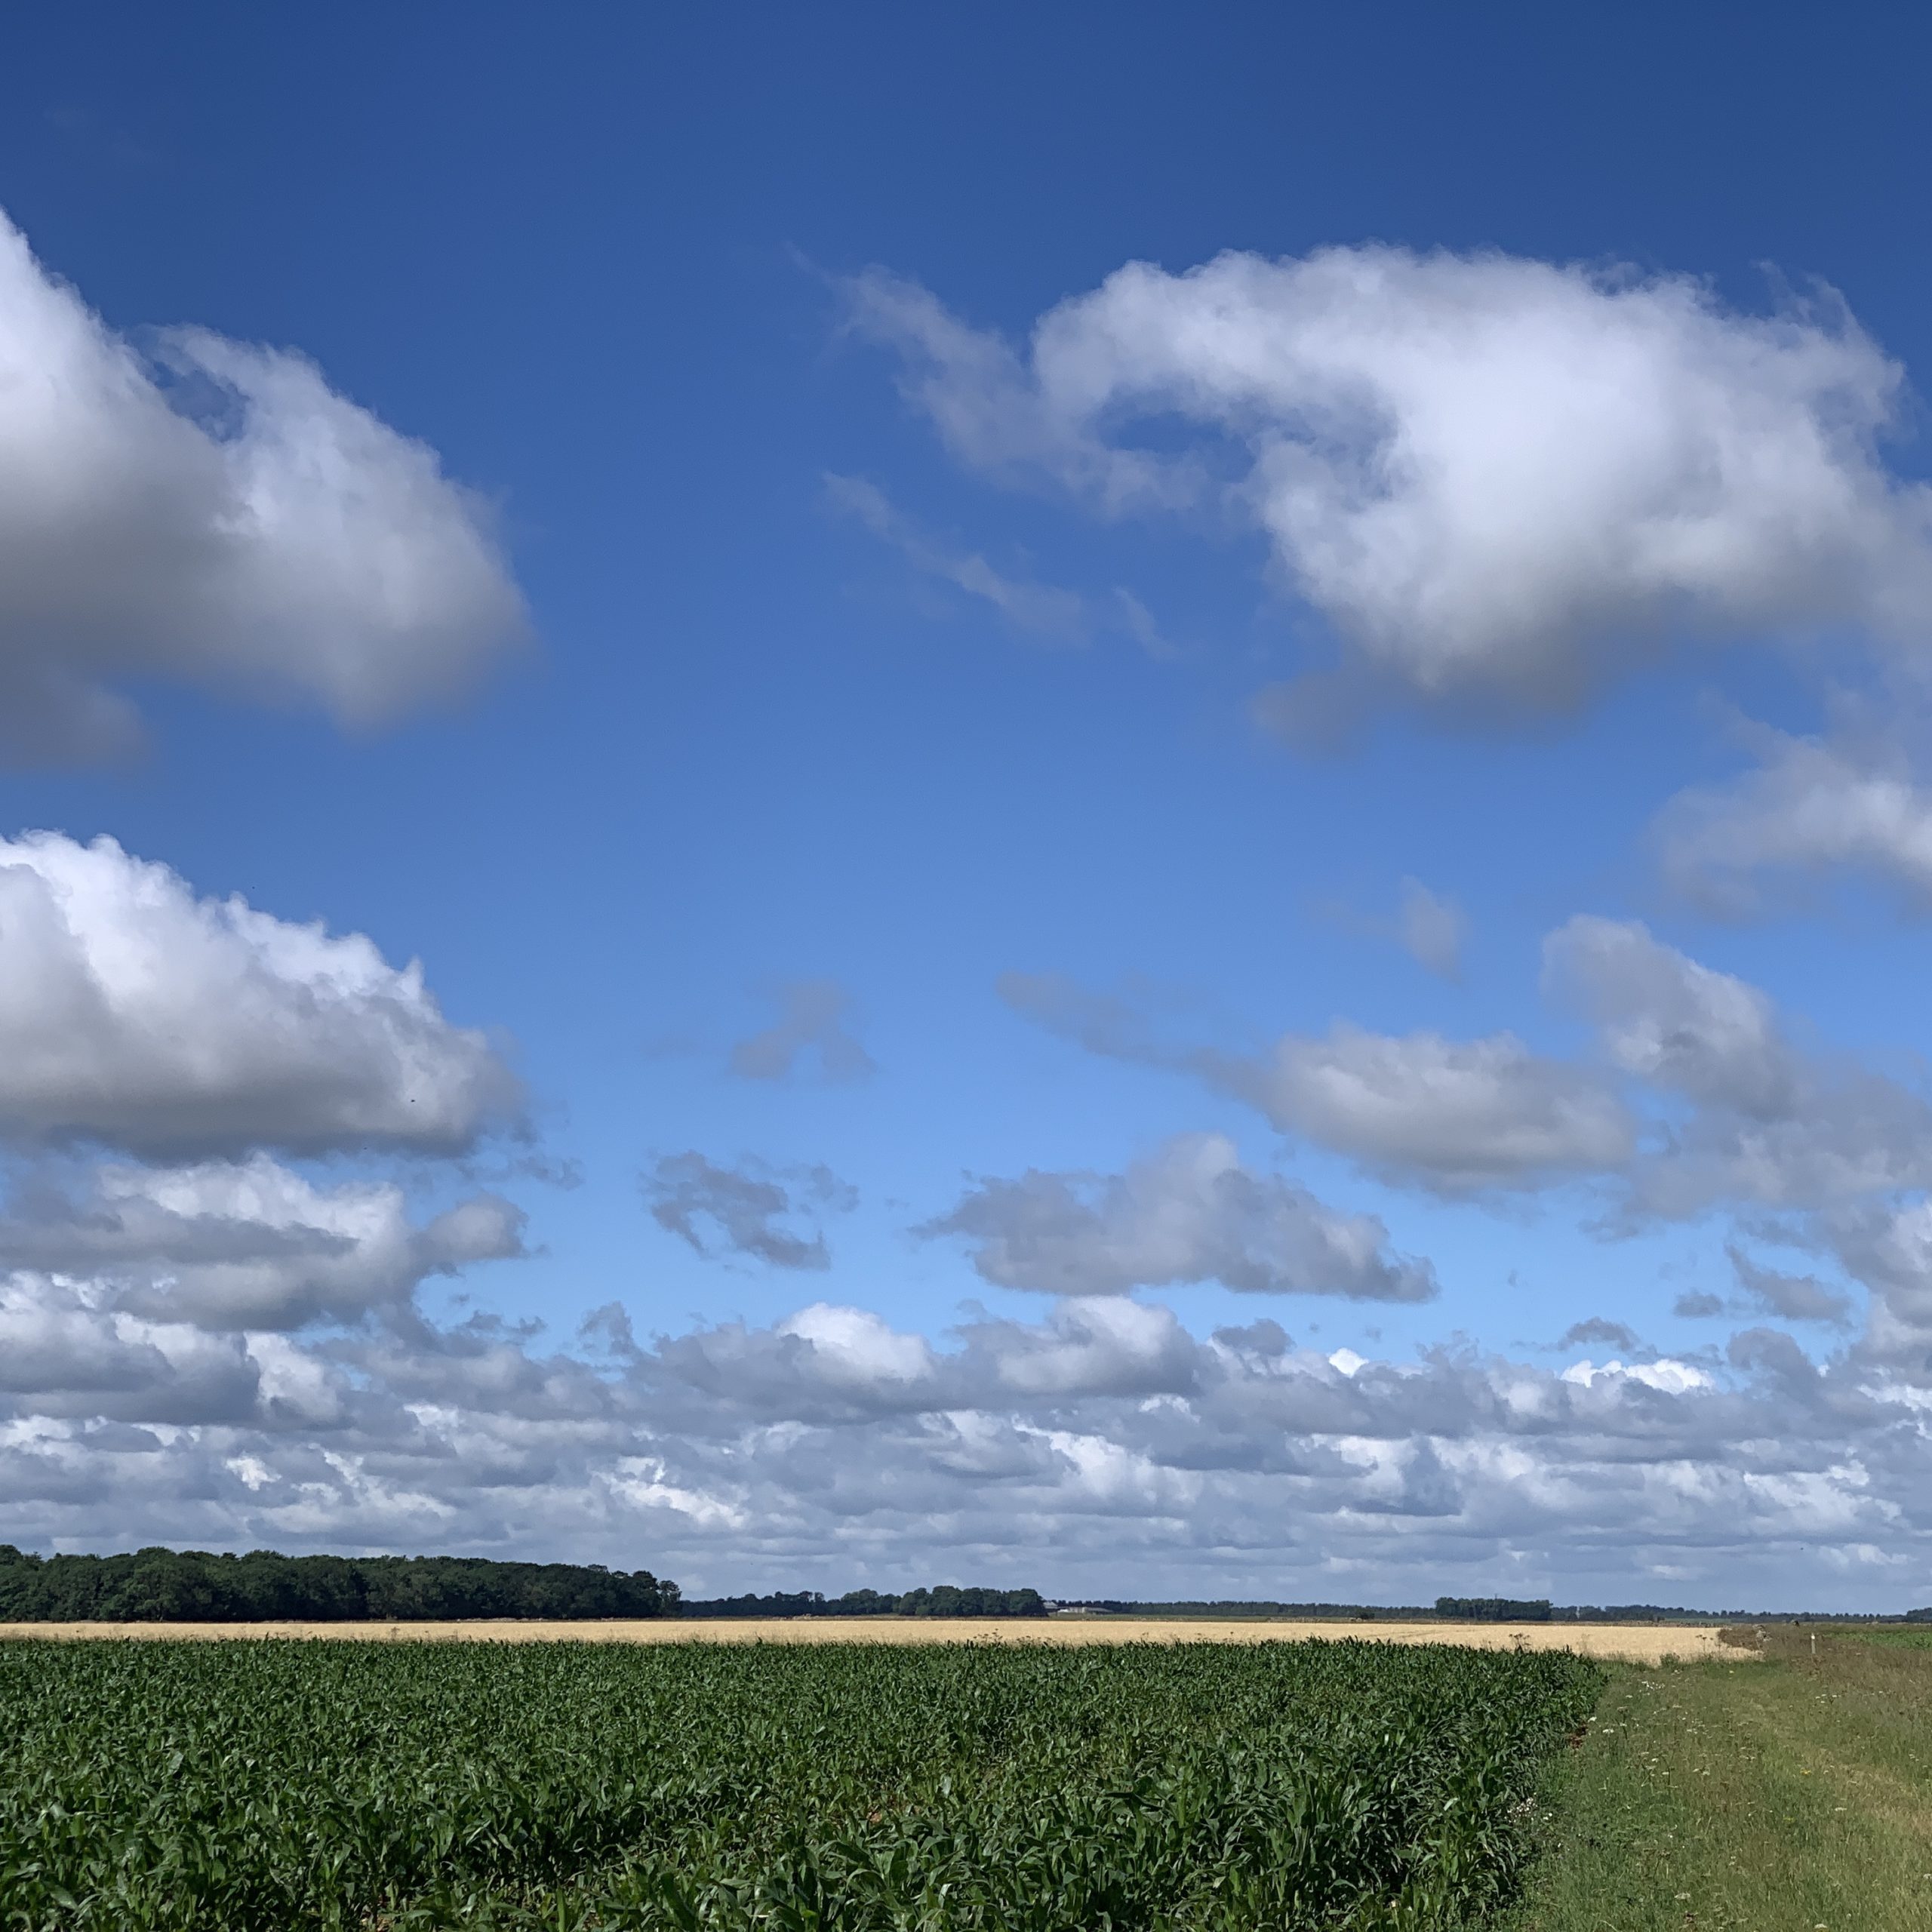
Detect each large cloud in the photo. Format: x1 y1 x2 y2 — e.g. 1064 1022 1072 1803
853 248 1932 719
0 210 525 758
921 1133 1435 1300
0 832 519 1158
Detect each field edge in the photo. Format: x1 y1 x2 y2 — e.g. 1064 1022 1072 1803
0 1615 1740 1661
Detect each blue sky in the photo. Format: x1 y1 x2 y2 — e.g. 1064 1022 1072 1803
5 4 1932 1605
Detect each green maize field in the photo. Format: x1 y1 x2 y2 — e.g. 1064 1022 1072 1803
0 1636 1602 1930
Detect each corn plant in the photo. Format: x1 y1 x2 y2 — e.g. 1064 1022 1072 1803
0 1636 1601 1930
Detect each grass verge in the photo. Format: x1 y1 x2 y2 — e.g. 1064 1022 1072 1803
1504 1628 1932 1930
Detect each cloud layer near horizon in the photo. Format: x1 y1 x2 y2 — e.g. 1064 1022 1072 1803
0 830 1924 1599
5 1269 1930 1607
0 826 1921 1607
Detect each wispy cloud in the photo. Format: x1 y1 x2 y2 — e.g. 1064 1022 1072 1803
825 473 1087 641
730 979 875 1084
1398 878 1468 981
1109 587 1181 661
641 1152 857 1271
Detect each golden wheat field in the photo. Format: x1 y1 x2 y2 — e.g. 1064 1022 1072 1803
0 1615 1742 1660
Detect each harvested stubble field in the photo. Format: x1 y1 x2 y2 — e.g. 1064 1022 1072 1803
0 1614 1734 1662
0 1632 1602 1930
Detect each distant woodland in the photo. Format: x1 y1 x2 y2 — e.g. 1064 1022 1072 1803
0 1549 1050 1623
0 1546 680 1622
11 1551 1903 1626
679 1586 1049 1618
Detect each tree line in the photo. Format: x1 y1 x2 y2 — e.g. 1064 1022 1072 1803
2 1549 1916 1626
0 1546 680 1622
680 1586 1048 1618
0 1549 1047 1623
1434 1597 1554 1622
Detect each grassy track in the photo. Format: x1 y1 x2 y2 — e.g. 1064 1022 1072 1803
1507 1629 1932 1930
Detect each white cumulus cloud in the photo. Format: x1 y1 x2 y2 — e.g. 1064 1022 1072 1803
853 247 1932 719
0 209 525 758
0 832 519 1158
